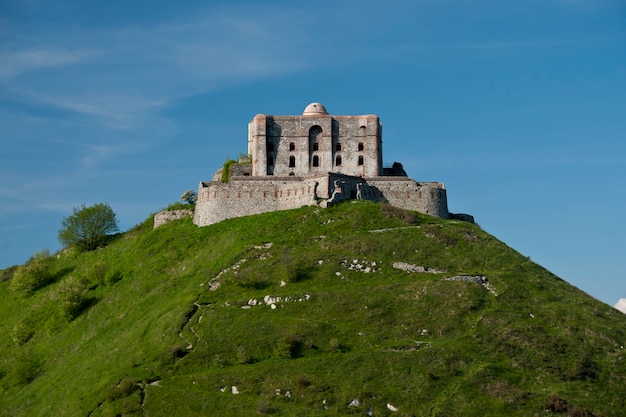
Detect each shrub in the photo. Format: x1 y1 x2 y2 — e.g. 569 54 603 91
51 276 90 320
7 349 41 386
9 250 54 294
221 159 237 182
106 377 137 401
87 262 110 286
11 320 35 345
104 268 123 286
58 203 119 251
275 334 303 359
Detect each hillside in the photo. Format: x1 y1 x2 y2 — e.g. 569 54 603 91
1 201 625 416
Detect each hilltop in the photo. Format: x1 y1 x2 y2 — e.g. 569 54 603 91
1 201 625 416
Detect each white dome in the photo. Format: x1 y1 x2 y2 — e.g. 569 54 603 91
302 102 328 116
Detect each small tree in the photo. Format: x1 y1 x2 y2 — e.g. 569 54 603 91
58 203 119 251
180 190 197 205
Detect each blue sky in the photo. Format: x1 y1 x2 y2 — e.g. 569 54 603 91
1 0 625 307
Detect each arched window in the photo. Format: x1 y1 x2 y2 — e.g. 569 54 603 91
289 155 296 168
289 142 295 151
335 155 342 166
358 142 364 151
309 126 322 152
312 155 319 167
358 155 364 166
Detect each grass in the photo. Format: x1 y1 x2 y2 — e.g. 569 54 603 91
0 201 624 416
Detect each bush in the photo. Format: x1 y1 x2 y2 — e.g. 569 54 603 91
9 250 54 293
107 376 137 401
221 159 237 182
51 276 90 320
275 334 304 359
7 349 41 386
11 320 35 345
105 269 123 286
58 203 119 251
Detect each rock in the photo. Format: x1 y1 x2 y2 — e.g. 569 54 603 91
231 386 239 395
387 403 398 411
348 399 359 407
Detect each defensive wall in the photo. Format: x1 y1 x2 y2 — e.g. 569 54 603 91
192 172 450 226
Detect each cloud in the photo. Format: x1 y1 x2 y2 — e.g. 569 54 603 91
615 299 626 314
0 6 312 131
0 47 97 80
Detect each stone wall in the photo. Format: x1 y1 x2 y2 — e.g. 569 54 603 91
193 173 451 227
193 176 323 226
154 209 193 228
367 178 449 218
249 113 382 178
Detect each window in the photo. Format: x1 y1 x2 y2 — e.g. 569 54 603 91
358 142 364 151
309 126 322 153
358 155 364 166
335 156 342 166
312 155 319 167
289 155 296 168
336 143 341 152
289 142 295 151
267 142 274 152
268 155 274 166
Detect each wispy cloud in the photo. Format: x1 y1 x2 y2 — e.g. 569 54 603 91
0 47 97 80
1 6 311 131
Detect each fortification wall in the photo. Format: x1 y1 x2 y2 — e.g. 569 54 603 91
366 178 450 218
194 173 450 227
193 177 324 226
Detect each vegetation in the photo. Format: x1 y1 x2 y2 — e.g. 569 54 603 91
9 249 54 294
1 201 624 416
180 190 197 205
221 159 238 182
58 203 119 251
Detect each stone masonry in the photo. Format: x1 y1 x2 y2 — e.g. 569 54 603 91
193 103 461 227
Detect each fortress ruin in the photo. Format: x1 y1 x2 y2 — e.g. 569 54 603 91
192 103 466 227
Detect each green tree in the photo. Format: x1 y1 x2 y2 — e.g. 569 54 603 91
180 190 197 205
58 203 119 251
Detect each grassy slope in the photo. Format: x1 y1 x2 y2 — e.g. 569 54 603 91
0 201 625 416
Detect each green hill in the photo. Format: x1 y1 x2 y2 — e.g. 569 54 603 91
1 201 625 416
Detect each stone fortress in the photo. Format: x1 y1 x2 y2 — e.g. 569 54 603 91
185 102 472 228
